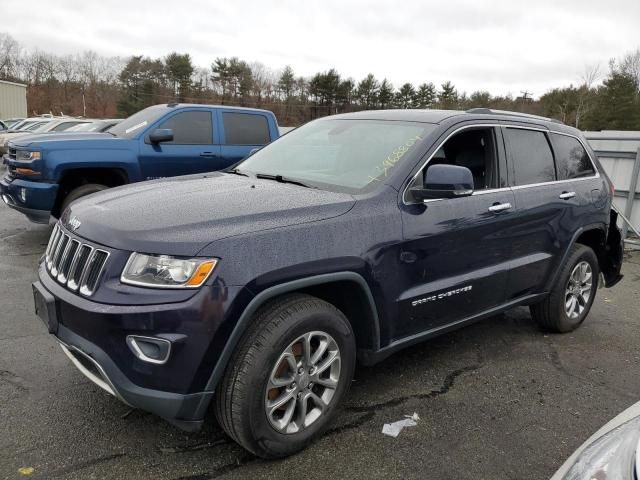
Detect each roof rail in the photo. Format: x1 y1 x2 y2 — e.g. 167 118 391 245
465 108 564 125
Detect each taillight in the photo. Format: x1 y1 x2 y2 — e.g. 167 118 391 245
610 182 615 196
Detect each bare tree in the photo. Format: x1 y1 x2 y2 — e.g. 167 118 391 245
0 33 20 79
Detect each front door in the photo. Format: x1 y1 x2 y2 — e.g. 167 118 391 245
138 109 221 180
395 126 516 340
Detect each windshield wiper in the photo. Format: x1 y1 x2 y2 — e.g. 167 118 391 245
226 168 251 177
255 173 317 189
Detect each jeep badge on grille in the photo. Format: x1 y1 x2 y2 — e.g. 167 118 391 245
68 216 81 232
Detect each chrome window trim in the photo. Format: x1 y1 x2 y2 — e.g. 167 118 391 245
402 123 600 205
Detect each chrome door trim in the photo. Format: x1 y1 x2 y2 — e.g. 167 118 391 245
402 123 599 205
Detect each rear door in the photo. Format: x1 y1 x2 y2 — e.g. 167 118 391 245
138 109 220 180
218 110 272 167
503 127 598 299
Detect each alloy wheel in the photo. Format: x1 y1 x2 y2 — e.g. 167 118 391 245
565 260 593 319
264 331 341 434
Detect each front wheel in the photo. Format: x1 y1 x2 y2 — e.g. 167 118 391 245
214 294 356 458
60 183 108 214
530 244 599 333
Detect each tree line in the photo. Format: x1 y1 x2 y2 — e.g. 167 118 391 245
1 32 639 129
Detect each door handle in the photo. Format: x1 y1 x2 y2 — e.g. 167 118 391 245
559 191 576 200
488 202 512 213
200 152 217 158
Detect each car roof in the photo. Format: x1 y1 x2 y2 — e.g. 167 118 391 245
162 103 274 114
325 108 577 133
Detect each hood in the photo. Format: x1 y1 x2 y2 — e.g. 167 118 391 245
64 173 356 256
10 132 119 148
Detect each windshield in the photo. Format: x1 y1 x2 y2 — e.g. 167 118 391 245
68 122 100 132
109 105 168 138
236 119 434 193
26 121 51 132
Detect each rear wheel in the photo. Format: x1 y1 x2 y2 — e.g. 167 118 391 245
214 294 356 458
530 244 599 333
60 183 108 213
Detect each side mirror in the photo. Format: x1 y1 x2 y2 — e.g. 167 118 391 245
410 164 474 201
148 128 174 144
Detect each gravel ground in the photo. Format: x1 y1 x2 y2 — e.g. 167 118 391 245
1 193 639 480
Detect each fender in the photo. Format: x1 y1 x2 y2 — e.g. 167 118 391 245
543 222 607 292
191 271 380 418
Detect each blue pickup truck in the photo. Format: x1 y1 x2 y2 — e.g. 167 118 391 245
1 103 279 223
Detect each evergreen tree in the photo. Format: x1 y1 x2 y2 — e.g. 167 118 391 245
438 81 458 109
395 82 416 108
165 52 194 102
356 73 379 108
278 65 295 100
377 79 394 108
414 82 436 109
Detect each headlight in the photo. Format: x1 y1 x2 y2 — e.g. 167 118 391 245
121 253 217 288
16 150 41 161
561 416 640 479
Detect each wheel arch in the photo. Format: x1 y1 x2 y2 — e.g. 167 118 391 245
201 272 380 398
52 167 130 217
545 223 608 292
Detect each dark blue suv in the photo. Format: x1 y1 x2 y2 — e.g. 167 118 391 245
32 108 623 458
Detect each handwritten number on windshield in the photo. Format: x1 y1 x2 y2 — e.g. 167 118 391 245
367 135 422 183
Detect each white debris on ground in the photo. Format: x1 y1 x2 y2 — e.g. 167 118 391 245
382 413 420 438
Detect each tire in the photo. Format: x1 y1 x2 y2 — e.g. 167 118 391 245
60 183 109 213
214 293 356 458
530 244 599 333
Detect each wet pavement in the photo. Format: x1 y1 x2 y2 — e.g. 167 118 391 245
1 192 639 480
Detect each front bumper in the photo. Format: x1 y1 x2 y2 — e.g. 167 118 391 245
0 173 57 223
33 261 246 431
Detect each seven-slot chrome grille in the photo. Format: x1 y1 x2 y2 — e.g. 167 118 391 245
44 223 109 296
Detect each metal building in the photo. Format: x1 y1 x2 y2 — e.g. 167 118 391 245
0 79 28 119
585 131 640 241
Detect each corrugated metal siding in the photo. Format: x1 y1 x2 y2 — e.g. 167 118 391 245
585 131 640 234
0 80 28 118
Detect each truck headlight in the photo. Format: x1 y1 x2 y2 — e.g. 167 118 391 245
16 151 41 161
121 253 217 288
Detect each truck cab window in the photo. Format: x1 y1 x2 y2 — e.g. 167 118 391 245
423 128 498 190
158 111 213 145
223 112 270 145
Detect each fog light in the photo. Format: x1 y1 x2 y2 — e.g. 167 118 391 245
19 188 27 203
126 335 172 365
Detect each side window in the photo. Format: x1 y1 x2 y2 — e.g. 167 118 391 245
504 128 555 186
421 127 499 190
223 112 270 145
550 134 595 180
157 111 213 145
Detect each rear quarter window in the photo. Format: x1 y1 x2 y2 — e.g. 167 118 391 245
223 112 270 145
550 133 595 179
504 128 556 186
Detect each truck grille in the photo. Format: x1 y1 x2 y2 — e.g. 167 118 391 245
44 224 110 296
8 148 16 161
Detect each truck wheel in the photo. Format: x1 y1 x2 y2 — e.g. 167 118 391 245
61 184 108 213
214 293 356 458
530 244 599 333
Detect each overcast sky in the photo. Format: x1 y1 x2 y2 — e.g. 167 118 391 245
4 0 640 97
